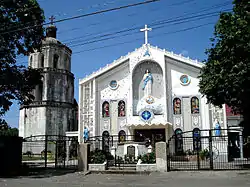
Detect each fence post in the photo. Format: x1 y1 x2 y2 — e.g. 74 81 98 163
78 143 90 172
44 135 48 169
55 141 58 168
197 148 200 170
156 142 167 172
166 143 170 172
209 130 214 170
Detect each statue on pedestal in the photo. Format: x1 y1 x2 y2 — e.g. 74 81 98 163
214 119 221 136
83 126 89 143
142 69 153 96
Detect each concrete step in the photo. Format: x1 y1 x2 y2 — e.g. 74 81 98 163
108 166 136 171
89 170 151 175
108 163 137 167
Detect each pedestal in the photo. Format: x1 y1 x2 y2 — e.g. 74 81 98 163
155 142 167 172
78 143 90 172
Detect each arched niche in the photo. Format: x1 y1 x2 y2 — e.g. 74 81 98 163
118 130 126 143
132 60 164 115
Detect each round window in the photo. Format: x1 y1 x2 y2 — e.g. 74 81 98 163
180 74 191 86
109 80 118 90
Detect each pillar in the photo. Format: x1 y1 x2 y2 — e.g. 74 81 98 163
78 143 90 172
155 141 167 172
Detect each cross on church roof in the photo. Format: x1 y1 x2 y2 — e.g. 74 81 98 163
140 24 152 45
49 15 56 25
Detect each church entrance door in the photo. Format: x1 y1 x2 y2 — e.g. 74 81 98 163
134 129 166 145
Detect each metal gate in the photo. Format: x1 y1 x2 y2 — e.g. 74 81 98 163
22 135 78 170
167 129 250 171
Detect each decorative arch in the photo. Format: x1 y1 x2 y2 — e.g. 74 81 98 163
191 96 199 114
53 54 59 68
173 98 181 115
118 100 126 117
132 60 164 115
102 101 110 118
118 130 126 143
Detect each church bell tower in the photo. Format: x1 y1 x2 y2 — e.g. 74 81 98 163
19 21 76 138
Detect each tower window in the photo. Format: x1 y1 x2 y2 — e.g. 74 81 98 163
35 80 43 101
29 55 33 66
41 54 44 67
53 54 59 68
38 82 43 100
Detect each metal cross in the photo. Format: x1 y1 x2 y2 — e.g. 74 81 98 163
49 15 56 25
140 24 152 45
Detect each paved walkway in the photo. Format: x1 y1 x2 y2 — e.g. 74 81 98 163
1 171 250 187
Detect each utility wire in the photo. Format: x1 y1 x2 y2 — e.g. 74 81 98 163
16 21 214 64
0 0 160 36
63 1 231 45
15 1 232 61
0 0 118 32
68 9 230 48
16 7 229 61
59 0 197 36
73 22 214 55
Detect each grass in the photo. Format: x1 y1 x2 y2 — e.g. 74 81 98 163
22 155 43 161
22 155 55 161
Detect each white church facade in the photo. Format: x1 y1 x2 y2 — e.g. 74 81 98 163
78 26 226 144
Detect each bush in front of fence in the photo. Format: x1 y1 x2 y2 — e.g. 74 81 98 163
138 152 156 164
89 149 114 164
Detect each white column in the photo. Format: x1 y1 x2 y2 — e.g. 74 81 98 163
111 100 118 135
78 84 84 143
92 79 96 137
239 131 244 159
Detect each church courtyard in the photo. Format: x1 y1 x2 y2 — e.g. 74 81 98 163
1 171 250 187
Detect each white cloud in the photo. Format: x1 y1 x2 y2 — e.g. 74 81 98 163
180 50 189 56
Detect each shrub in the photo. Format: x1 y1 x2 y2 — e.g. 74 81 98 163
138 152 156 164
41 150 54 160
23 151 33 157
89 149 113 164
199 149 210 160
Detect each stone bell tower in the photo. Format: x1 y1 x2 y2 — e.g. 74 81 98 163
19 21 76 138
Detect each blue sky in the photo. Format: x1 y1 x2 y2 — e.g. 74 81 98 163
5 0 233 128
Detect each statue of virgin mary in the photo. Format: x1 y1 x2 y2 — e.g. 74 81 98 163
142 69 153 96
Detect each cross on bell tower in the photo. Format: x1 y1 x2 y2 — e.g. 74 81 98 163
49 15 56 25
140 24 152 45
46 15 57 38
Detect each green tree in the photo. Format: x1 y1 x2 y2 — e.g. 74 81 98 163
0 0 45 124
199 0 250 135
0 121 18 136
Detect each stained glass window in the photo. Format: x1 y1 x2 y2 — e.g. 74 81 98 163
191 96 199 114
173 98 181 115
102 101 110 118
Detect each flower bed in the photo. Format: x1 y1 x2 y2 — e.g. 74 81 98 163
136 152 157 172
88 149 113 171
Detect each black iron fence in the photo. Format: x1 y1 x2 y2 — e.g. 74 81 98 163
167 129 250 171
22 135 78 170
